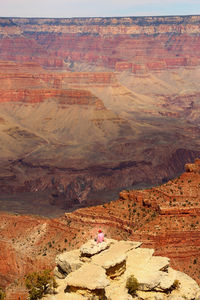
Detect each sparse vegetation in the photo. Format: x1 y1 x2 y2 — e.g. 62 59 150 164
25 269 58 300
0 288 5 300
126 275 139 295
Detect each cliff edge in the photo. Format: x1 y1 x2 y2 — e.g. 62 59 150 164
43 239 200 300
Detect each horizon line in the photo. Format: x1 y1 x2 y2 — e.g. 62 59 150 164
0 13 200 19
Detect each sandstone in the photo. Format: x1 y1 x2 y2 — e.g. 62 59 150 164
80 239 113 257
168 268 200 299
125 251 173 291
185 163 200 173
126 248 155 275
92 240 141 268
105 278 132 300
45 239 200 300
136 290 167 299
91 240 141 279
147 256 170 272
55 249 83 277
1 15 200 299
65 263 110 291
44 292 86 300
53 266 66 279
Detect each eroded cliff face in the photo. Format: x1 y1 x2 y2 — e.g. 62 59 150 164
1 160 200 299
0 16 200 70
0 16 200 212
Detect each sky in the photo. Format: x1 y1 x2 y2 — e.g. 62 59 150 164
0 0 200 18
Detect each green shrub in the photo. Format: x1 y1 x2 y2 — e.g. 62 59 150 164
25 269 58 300
126 275 139 296
0 288 5 300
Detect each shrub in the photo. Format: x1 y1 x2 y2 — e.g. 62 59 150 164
126 275 139 296
0 288 5 300
166 279 180 293
25 269 58 300
172 279 180 289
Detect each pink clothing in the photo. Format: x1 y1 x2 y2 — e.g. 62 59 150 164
97 232 104 243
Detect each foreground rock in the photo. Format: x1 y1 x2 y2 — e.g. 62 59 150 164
45 239 200 300
55 249 83 278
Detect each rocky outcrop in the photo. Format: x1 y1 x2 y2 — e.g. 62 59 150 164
46 239 200 300
185 158 200 173
1 160 200 299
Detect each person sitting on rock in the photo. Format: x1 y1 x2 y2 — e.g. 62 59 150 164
97 229 104 244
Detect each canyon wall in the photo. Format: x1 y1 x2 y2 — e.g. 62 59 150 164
0 15 200 211
1 160 200 299
0 16 200 70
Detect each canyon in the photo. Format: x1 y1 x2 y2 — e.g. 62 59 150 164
0 15 200 299
0 16 200 212
0 159 200 299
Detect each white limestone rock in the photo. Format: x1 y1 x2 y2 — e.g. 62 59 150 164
80 239 114 257
125 248 155 277
46 239 200 300
65 263 110 290
92 240 141 270
136 290 167 299
105 277 132 300
55 249 83 276
168 268 200 299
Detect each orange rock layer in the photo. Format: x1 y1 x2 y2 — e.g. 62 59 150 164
0 16 199 71
1 159 200 298
0 89 105 109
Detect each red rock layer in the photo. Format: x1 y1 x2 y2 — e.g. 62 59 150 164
0 89 105 108
1 159 200 299
0 16 199 71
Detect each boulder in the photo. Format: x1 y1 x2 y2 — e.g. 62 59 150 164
45 239 200 300
92 246 126 278
125 248 173 292
126 248 155 276
92 240 141 269
55 249 83 277
80 239 114 257
54 266 66 279
65 263 110 294
168 268 200 299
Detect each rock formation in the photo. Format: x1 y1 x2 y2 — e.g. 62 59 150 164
45 239 200 299
0 16 200 211
1 159 200 299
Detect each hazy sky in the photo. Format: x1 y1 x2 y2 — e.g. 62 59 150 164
1 0 200 18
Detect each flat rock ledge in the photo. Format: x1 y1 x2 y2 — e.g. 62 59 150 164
45 239 200 300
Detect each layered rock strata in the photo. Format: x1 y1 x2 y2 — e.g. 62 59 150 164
1 159 200 299
0 15 200 206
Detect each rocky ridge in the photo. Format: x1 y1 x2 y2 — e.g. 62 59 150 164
45 239 200 300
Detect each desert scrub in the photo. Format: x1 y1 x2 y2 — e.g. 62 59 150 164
25 269 58 300
0 288 5 300
126 275 139 296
